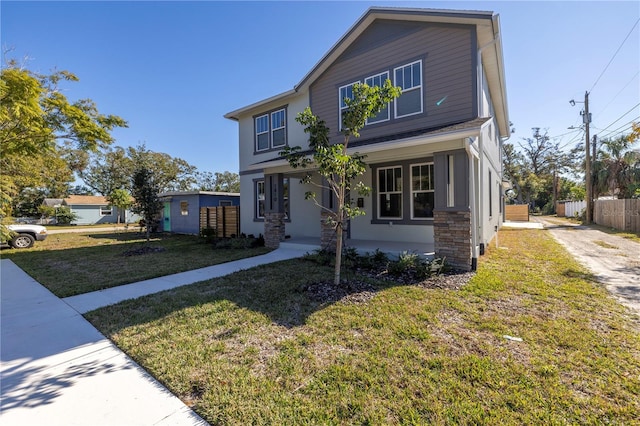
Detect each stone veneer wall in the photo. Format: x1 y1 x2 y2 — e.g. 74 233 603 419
433 209 472 271
264 212 285 249
320 211 338 250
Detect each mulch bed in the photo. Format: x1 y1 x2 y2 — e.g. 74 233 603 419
303 269 475 304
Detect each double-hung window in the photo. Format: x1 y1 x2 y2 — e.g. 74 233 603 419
255 115 269 151
365 72 390 124
271 110 286 148
378 166 403 219
394 60 423 118
256 180 265 219
338 82 357 131
411 163 434 219
255 108 286 151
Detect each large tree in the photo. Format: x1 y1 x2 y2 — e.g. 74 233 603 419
0 61 126 239
281 80 401 285
194 171 240 193
79 144 197 195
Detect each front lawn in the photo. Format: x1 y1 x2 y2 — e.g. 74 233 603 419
86 229 640 424
2 231 270 297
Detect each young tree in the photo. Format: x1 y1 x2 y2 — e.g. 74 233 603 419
130 166 163 242
281 80 401 285
108 188 133 225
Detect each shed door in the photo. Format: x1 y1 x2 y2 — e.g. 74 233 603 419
163 202 171 232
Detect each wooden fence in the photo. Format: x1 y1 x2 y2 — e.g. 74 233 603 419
505 204 529 221
593 199 640 233
556 200 586 218
200 206 240 237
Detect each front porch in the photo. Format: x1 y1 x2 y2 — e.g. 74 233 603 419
279 236 435 259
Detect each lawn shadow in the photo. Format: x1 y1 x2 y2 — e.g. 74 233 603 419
562 268 600 283
86 258 417 332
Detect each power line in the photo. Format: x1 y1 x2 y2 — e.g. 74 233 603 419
592 71 639 118
590 17 640 93
598 115 640 139
598 102 640 133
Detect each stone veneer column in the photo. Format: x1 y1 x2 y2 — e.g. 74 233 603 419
264 212 285 249
433 209 472 271
320 211 337 251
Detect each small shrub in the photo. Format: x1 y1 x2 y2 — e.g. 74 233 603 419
303 249 333 266
55 206 79 225
200 227 217 243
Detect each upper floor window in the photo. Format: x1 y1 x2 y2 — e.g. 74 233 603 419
365 71 390 124
394 60 423 118
255 108 287 152
338 82 357 131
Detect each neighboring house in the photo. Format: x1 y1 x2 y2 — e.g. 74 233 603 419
224 7 509 271
62 195 140 225
159 191 240 235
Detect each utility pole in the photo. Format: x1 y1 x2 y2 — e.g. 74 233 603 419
583 91 592 224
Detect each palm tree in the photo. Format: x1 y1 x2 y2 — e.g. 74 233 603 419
593 135 640 199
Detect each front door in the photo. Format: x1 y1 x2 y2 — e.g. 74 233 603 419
163 202 171 232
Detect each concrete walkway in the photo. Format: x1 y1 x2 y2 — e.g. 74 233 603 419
0 247 308 425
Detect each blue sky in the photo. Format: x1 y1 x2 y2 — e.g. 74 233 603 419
2 1 639 178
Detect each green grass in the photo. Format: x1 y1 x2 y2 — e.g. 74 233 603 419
86 229 640 424
1 231 270 297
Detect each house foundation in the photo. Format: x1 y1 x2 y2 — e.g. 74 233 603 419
433 209 472 271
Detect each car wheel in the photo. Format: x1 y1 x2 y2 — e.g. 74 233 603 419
11 234 35 249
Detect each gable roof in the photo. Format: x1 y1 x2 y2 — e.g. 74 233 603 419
42 198 64 207
224 6 509 137
63 195 109 206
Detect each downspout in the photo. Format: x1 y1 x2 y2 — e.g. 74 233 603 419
477 31 500 250
465 137 479 271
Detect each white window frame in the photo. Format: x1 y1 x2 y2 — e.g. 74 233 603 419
377 166 403 220
271 109 286 148
180 201 189 216
365 71 390 125
394 60 423 118
410 162 435 220
255 114 269 152
256 180 266 219
100 206 112 216
338 81 358 131
255 109 287 152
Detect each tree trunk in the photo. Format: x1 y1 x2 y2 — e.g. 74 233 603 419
334 221 342 286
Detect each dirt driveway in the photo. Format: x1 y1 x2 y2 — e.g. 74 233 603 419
533 216 640 317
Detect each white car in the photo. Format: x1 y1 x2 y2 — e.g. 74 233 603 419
1 224 48 249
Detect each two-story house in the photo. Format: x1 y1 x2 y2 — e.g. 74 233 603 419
225 7 509 271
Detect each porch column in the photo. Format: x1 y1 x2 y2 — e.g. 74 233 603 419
263 173 285 249
433 209 472 271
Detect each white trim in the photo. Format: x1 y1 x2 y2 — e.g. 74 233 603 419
394 60 423 119
271 109 286 148
338 81 359 131
365 71 391 125
256 180 265 219
377 165 403 220
410 162 435 220
255 114 269 151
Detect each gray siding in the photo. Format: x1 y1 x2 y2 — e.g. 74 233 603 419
310 20 477 143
